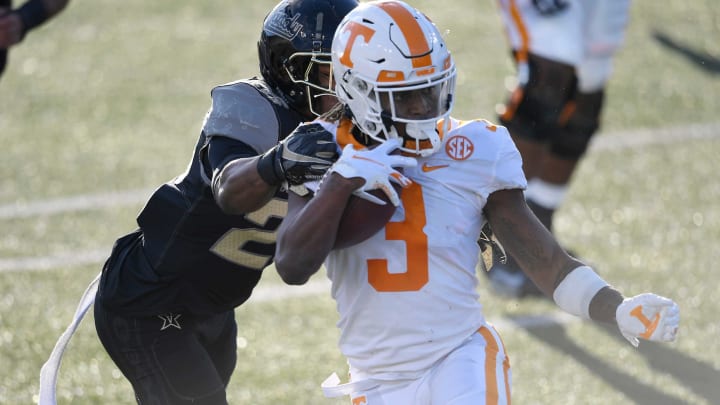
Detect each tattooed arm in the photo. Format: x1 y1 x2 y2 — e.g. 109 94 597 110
484 188 623 323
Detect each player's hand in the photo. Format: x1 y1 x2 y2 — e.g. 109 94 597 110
532 0 568 16
616 293 680 347
330 139 416 206
257 123 339 186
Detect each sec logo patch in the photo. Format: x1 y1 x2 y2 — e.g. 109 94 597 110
445 135 474 160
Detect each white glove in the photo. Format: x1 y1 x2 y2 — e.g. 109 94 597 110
329 139 416 206
616 293 680 347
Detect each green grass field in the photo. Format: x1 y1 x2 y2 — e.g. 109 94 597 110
1 0 719 404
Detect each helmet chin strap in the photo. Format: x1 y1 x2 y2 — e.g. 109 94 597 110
386 125 400 142
377 110 402 144
367 110 442 156
405 122 441 157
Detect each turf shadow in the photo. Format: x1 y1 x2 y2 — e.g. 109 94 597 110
652 30 720 75
594 322 720 404
513 318 687 404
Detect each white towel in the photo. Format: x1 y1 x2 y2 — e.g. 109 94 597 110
321 372 380 398
38 273 101 405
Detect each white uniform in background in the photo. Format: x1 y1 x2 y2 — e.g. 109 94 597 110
497 0 631 91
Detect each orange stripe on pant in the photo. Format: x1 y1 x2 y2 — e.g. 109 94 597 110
478 325 512 405
504 0 530 65
499 0 532 122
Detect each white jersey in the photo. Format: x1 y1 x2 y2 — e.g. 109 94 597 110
322 117 526 380
497 0 631 91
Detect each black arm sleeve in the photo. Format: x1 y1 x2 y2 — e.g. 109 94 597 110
205 135 259 175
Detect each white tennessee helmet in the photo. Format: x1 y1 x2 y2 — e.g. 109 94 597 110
331 0 456 156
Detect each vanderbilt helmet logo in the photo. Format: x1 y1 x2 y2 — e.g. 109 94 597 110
265 12 304 41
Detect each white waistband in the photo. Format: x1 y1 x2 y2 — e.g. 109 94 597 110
321 372 381 398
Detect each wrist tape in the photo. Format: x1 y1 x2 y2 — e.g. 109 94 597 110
256 148 281 186
553 265 609 319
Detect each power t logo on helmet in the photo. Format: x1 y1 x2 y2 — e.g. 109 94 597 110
331 0 457 156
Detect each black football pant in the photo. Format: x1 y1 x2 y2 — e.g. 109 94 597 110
94 301 237 405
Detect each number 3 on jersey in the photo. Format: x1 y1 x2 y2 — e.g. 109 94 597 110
367 183 429 292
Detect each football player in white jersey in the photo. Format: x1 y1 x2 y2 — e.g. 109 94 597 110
274 1 678 404
488 0 633 297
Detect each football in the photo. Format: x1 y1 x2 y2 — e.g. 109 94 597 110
334 189 397 249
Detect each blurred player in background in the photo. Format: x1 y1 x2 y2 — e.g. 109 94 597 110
90 0 356 403
0 0 70 80
274 1 678 404
486 0 632 298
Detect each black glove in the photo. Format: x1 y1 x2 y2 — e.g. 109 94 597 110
532 0 569 16
257 123 339 186
478 223 507 271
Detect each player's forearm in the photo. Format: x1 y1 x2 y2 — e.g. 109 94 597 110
275 175 357 284
212 157 277 215
485 181 680 346
486 188 580 296
275 204 336 284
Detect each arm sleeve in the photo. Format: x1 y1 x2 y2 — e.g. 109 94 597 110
206 136 258 175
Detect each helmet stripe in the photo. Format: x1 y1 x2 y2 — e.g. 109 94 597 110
376 1 432 69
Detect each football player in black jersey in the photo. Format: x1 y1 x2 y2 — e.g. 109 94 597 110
0 0 70 80
92 0 357 403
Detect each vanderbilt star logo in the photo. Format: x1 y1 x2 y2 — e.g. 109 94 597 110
158 313 182 331
421 162 449 172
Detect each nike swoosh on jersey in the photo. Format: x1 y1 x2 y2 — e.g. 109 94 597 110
421 163 449 172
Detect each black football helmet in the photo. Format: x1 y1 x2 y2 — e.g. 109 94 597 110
258 0 358 118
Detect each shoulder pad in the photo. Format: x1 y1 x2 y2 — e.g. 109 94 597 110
202 81 280 154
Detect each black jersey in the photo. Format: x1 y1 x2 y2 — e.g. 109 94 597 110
97 78 306 316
